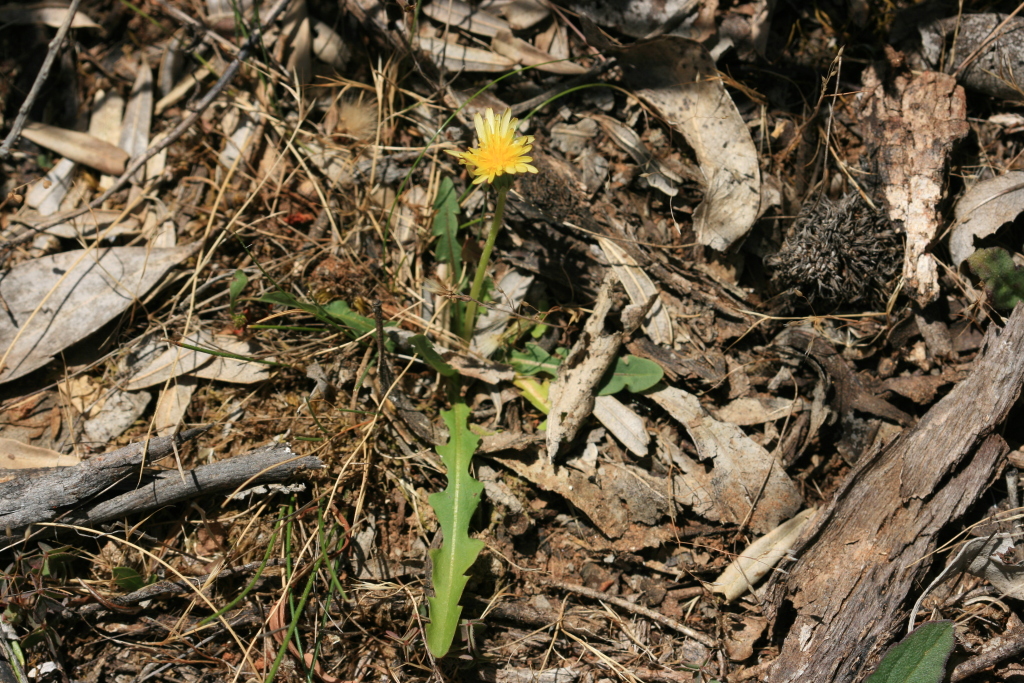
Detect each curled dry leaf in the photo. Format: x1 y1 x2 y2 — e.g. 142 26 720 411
0 245 197 384
949 170 1024 267
20 123 128 176
119 62 154 182
612 37 761 251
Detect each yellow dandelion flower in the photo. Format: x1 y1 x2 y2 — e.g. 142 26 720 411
447 108 538 185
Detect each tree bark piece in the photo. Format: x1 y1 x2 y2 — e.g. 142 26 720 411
764 305 1024 682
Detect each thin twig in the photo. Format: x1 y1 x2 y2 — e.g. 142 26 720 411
0 0 84 159
0 0 292 259
538 577 718 648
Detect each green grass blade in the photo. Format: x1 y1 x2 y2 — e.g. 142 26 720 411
425 402 485 657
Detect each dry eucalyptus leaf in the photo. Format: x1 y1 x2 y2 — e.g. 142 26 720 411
596 233 674 346
152 377 197 436
950 171 1024 267
13 209 140 239
712 507 816 601
592 394 649 456
0 439 80 469
89 90 125 152
419 35 515 72
193 337 272 384
614 37 761 251
24 158 76 216
126 332 270 389
281 0 313 85
421 0 508 37
471 269 534 357
648 386 803 533
711 396 806 426
119 61 154 180
21 123 127 176
311 19 350 68
495 0 549 30
0 2 99 28
0 245 196 385
491 30 586 74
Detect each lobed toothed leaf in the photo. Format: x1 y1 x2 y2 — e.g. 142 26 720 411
425 403 485 657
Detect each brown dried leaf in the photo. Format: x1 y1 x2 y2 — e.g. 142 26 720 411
0 439 80 470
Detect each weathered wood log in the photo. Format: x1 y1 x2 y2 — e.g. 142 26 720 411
0 431 323 548
0 429 207 532
67 442 322 525
763 305 1024 682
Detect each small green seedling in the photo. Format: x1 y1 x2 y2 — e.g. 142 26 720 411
966 246 1024 310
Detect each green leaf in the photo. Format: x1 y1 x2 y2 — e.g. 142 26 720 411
597 355 664 395
509 343 564 377
259 292 393 348
425 403 485 657
229 269 249 314
112 566 147 592
432 177 462 282
513 377 550 413
411 334 457 378
865 621 955 683
966 246 1024 310
321 299 377 338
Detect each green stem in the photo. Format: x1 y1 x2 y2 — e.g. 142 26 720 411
461 185 509 342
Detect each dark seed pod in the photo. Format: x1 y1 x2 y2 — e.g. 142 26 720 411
766 193 903 307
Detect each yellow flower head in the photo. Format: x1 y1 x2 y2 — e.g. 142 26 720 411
447 108 538 185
